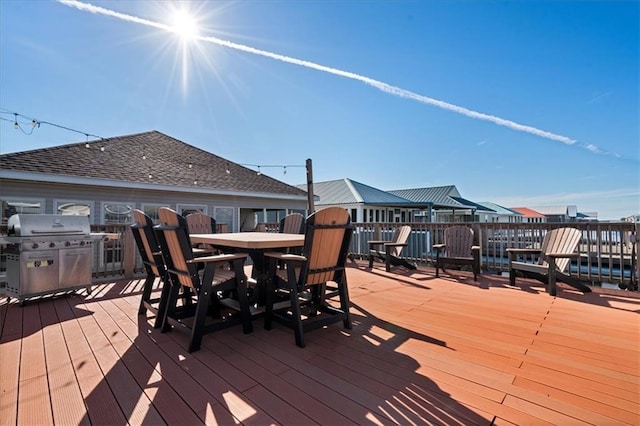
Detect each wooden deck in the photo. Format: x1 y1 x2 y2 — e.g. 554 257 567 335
1 262 639 425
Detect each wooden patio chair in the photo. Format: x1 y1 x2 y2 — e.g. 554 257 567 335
507 227 591 296
186 211 218 253
131 209 170 328
368 225 417 272
433 226 480 281
155 207 252 352
279 212 306 234
186 212 216 235
278 212 306 259
264 207 353 348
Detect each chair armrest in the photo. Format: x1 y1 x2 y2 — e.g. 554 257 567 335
265 252 307 262
546 252 580 259
368 240 389 248
384 242 407 248
506 248 541 254
433 244 445 250
193 247 217 255
186 253 247 264
471 246 480 251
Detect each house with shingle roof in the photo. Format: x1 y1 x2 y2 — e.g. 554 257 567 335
0 131 308 231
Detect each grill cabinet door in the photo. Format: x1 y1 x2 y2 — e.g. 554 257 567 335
59 247 93 288
15 250 60 296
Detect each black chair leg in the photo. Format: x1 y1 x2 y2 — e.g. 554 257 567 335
138 274 155 315
290 289 305 348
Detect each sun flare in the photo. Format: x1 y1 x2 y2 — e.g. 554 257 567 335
170 9 199 41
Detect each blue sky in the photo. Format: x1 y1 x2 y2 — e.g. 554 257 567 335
1 0 638 220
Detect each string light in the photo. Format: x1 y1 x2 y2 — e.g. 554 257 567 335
239 163 305 176
0 108 103 141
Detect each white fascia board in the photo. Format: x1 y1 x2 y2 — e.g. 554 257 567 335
0 170 307 201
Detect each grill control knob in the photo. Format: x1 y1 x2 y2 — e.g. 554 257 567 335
65 241 71 247
80 241 85 246
49 242 56 248
32 243 39 249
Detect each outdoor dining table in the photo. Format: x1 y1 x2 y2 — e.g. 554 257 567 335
189 232 305 309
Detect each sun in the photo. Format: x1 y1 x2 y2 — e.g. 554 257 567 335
169 9 200 41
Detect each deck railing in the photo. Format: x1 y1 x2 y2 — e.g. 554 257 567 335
3 221 636 294
348 222 638 290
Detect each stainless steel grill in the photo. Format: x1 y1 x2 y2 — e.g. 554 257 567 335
1 214 105 305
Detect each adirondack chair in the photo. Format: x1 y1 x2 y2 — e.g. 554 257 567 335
433 226 480 281
368 225 417 272
264 207 353 348
155 207 252 352
507 227 591 296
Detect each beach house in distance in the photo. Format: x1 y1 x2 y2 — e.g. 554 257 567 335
0 131 308 231
306 179 598 223
304 179 499 223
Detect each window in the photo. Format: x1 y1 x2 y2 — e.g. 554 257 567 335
141 204 169 224
102 202 133 224
1 198 44 224
55 200 93 222
177 203 207 217
214 206 234 232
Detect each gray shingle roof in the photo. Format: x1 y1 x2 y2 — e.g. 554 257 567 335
0 131 306 196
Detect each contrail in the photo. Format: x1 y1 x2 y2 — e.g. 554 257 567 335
58 0 618 154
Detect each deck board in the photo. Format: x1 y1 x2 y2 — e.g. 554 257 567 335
1 262 639 425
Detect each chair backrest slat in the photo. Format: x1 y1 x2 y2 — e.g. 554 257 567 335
186 212 216 235
301 207 352 286
444 226 474 258
538 227 582 272
158 208 198 288
279 213 305 234
390 225 412 258
131 209 162 277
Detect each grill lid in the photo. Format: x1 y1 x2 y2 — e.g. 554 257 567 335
7 214 91 237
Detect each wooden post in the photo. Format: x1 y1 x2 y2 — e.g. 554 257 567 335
306 158 315 214
122 227 135 279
